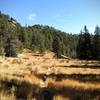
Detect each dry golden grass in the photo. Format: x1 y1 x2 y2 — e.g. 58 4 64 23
0 49 100 92
46 77 100 90
0 91 16 100
53 95 70 100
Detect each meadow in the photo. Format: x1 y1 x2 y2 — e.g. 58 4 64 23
0 49 100 100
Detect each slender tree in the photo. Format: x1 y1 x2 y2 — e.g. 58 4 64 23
92 25 100 60
77 30 84 59
77 26 92 59
52 36 61 57
83 26 92 59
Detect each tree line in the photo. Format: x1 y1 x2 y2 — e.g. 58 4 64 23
77 25 100 60
0 12 100 60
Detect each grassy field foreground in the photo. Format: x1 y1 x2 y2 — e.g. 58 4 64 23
0 49 100 100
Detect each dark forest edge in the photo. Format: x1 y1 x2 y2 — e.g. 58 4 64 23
0 11 100 60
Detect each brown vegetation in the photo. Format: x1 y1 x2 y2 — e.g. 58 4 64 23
0 49 100 100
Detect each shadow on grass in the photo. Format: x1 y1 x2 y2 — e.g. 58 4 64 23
0 78 100 100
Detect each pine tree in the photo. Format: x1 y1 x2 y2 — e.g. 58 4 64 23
4 38 17 57
83 26 92 59
92 25 100 60
0 24 5 56
77 30 84 59
0 33 5 57
77 26 92 59
52 36 61 57
31 32 45 53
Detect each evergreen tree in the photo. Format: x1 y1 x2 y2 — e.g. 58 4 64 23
19 28 26 45
52 36 61 57
0 25 5 56
77 30 84 59
31 31 45 53
92 25 100 60
77 26 92 59
83 26 92 59
4 38 17 57
0 33 5 57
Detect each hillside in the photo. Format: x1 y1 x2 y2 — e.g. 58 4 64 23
0 12 79 58
0 12 100 60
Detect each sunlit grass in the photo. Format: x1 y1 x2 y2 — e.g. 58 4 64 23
0 50 100 99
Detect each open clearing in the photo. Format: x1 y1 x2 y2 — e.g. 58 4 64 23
0 49 100 100
0 49 100 89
